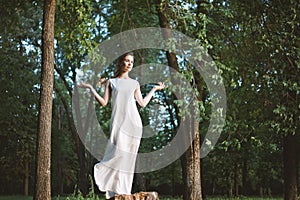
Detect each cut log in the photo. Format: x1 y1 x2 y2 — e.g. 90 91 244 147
113 191 159 200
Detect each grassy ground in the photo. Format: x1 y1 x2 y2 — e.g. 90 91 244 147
0 196 283 200
205 198 283 200
0 196 33 200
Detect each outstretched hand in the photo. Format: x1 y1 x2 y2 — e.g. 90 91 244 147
79 78 107 89
154 82 165 91
98 78 107 87
78 82 92 89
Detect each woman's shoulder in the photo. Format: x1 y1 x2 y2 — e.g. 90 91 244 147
109 77 139 86
111 77 138 82
130 78 139 82
129 78 140 86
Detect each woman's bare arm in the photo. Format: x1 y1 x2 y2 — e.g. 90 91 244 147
79 80 110 107
134 82 165 108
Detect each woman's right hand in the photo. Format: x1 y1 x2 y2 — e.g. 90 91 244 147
98 78 107 87
79 81 109 107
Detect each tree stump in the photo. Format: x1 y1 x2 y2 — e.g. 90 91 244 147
113 191 159 200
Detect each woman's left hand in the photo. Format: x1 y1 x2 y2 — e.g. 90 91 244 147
154 82 165 90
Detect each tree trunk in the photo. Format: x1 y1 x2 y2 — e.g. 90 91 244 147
54 73 88 195
181 153 188 200
171 163 176 197
234 162 239 197
24 142 30 196
227 174 233 197
259 186 263 197
156 1 203 200
24 158 29 196
180 115 202 200
54 76 91 197
73 85 88 195
267 187 272 197
133 173 146 192
184 118 202 200
283 133 298 200
34 0 56 199
242 156 248 196
155 0 179 72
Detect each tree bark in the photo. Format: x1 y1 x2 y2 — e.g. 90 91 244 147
184 118 202 200
24 143 29 196
34 0 56 199
283 133 298 200
155 1 203 200
24 158 29 196
183 74 203 200
234 162 239 197
133 173 146 192
73 85 89 195
242 155 248 196
156 0 179 72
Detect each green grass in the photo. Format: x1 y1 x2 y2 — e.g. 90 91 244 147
206 198 283 200
0 196 284 200
0 196 33 200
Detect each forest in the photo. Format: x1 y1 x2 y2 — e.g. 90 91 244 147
0 0 299 200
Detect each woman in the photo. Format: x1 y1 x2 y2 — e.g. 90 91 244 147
79 52 164 199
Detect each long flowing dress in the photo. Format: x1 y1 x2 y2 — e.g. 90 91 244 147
94 78 143 199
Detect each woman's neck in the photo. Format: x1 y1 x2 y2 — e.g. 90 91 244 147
118 72 129 79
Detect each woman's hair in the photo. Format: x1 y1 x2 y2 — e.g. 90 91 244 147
114 52 134 78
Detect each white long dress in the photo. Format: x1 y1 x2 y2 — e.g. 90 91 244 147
94 78 143 199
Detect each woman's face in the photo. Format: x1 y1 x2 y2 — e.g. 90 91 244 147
123 55 134 72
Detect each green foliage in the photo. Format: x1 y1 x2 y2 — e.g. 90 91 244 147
55 0 97 59
0 0 42 195
51 101 79 194
1 0 299 197
202 0 299 195
54 176 102 200
105 0 158 33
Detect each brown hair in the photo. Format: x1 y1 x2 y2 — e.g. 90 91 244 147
114 52 134 78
